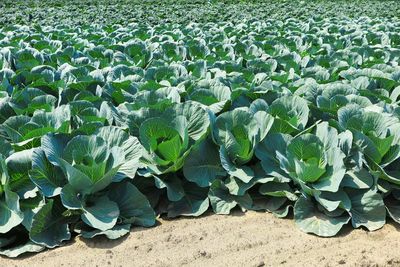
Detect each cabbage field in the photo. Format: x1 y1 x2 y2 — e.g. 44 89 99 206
1 0 400 258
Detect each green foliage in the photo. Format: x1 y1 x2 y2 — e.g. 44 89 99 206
1 0 400 26
2 2 400 257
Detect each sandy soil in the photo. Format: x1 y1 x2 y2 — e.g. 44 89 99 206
1 211 400 267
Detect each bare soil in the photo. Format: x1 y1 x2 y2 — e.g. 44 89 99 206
1 211 400 267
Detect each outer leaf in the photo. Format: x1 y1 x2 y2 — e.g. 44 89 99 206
167 101 210 141
341 169 374 189
77 224 131 240
385 197 400 224
349 189 386 231
0 190 24 234
29 149 66 197
153 174 185 202
294 196 350 237
183 138 226 187
96 126 143 179
0 241 44 258
167 182 209 218
220 147 254 183
40 134 70 167
81 196 119 231
259 182 298 201
208 180 252 214
29 199 70 248
108 182 155 227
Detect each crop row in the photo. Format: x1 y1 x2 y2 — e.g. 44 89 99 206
1 17 400 257
1 0 400 26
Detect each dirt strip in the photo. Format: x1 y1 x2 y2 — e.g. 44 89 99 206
1 211 400 267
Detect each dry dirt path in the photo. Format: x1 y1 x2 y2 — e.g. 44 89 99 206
1 211 400 267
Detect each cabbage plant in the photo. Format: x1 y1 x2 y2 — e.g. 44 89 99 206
212 101 274 183
257 122 386 236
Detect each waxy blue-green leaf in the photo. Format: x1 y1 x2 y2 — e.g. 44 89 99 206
153 174 185 202
167 182 209 218
96 126 143 180
0 189 24 234
76 223 131 240
0 241 44 258
108 182 155 227
294 196 350 237
349 189 386 231
208 179 252 215
29 149 66 197
269 95 309 134
81 196 119 231
29 199 70 248
183 138 226 187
